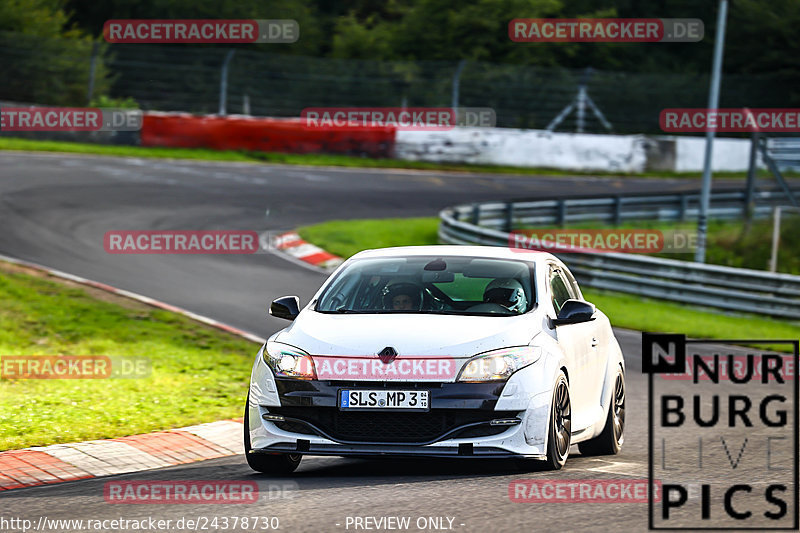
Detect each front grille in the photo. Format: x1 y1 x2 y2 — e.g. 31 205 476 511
274 419 316 436
334 411 447 442
268 406 517 444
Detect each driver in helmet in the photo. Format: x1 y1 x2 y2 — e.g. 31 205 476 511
482 278 527 314
383 282 423 311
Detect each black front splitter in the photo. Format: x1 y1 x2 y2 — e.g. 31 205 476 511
250 443 544 460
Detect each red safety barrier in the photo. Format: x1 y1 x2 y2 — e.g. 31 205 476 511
140 113 396 157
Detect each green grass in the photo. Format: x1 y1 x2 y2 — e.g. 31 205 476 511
0 137 260 163
522 216 800 275
673 216 800 275
298 217 440 259
297 217 800 346
1 136 793 179
0 262 258 451
581 289 800 347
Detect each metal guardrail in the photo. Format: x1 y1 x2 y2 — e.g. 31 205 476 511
767 137 800 171
439 188 800 320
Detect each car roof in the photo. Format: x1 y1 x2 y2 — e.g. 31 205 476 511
349 245 558 265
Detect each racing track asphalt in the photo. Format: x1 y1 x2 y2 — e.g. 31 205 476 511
0 151 777 532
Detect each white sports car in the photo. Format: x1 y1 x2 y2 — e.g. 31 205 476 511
245 246 625 473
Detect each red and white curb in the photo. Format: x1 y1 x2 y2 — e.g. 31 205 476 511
0 253 265 491
272 232 343 271
0 420 244 491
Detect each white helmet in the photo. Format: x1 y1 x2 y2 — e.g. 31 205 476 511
483 278 527 314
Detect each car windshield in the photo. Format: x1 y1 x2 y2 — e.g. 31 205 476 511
315 255 535 316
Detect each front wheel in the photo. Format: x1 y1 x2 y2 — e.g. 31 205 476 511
243 394 302 475
578 368 625 456
545 372 572 470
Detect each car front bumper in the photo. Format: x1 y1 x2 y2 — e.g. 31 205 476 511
248 356 557 459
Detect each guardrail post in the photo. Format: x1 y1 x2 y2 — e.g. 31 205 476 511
557 199 567 227
504 203 514 233
744 130 760 220
613 196 622 226
219 50 235 116
760 137 799 207
471 204 481 225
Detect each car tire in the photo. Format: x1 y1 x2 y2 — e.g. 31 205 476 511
243 394 302 475
544 371 571 470
578 368 625 457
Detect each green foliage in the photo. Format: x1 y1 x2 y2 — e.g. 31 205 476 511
65 0 324 55
558 216 800 275
89 94 138 109
321 0 799 79
0 1 110 106
53 0 800 78
0 0 73 35
6 0 797 116
702 216 800 274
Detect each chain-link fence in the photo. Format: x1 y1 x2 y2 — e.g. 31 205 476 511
0 31 110 107
1 31 797 134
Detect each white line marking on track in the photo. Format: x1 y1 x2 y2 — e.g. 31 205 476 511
577 460 646 476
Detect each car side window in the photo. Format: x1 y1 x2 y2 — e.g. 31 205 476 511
549 269 573 314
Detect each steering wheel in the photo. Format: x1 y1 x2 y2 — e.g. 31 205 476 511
423 284 456 310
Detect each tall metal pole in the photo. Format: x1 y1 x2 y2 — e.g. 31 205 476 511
576 85 586 133
695 0 729 263
219 50 235 116
743 128 760 221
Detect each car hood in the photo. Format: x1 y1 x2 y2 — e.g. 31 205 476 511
275 310 544 358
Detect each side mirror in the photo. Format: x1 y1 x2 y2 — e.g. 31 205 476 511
270 296 301 321
552 299 595 326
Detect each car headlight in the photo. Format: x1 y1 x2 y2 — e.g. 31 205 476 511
263 341 316 379
456 346 542 382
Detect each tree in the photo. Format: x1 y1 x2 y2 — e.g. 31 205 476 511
0 0 109 105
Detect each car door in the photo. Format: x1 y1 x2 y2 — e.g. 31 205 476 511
561 265 607 415
548 265 598 432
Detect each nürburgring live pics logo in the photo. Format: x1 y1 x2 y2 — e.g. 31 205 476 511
643 333 799 530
